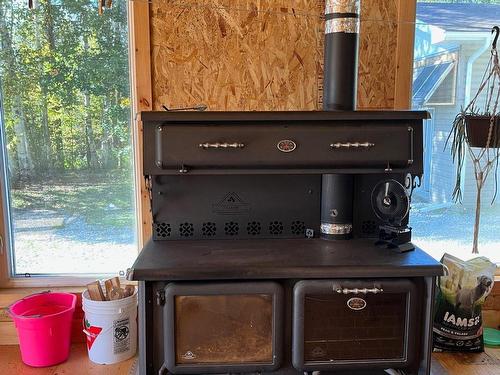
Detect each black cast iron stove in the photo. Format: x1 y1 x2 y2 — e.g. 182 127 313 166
129 1 443 374
130 109 443 375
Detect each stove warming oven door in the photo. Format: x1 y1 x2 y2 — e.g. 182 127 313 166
293 279 419 372
163 281 284 374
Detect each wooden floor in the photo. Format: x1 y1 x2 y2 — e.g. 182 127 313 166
432 347 500 375
0 344 137 375
0 344 498 375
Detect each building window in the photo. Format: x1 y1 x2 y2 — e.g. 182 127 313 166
0 0 137 276
413 56 457 107
411 1 500 263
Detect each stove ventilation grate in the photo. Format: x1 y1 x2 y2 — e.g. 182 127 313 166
224 221 239 236
246 221 261 236
269 221 284 235
291 220 306 235
154 222 171 238
179 222 194 237
202 222 217 237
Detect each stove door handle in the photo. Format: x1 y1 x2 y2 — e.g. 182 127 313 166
334 287 384 294
199 142 245 149
330 141 375 149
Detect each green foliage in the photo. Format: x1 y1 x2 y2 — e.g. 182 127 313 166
0 0 131 181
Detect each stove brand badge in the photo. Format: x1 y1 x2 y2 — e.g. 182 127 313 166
277 139 297 153
213 192 250 215
182 351 197 360
347 297 367 311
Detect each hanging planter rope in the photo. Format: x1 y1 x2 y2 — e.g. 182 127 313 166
447 26 500 254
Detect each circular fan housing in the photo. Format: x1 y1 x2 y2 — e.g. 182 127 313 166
371 179 410 225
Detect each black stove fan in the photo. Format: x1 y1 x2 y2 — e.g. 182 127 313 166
371 179 414 252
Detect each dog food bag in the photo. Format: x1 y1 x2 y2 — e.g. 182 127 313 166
433 253 496 352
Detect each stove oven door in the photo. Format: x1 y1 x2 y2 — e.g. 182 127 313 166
164 281 283 374
292 279 418 371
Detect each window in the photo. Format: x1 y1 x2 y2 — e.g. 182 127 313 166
411 0 500 264
413 58 456 106
0 0 137 277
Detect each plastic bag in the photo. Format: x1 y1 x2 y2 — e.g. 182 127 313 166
433 253 496 352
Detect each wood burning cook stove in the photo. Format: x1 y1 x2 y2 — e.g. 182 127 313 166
128 1 443 374
129 110 443 375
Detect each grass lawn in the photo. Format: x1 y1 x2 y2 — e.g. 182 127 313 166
9 170 137 275
11 170 135 228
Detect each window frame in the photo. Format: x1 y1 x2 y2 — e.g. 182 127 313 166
0 1 152 287
413 51 459 107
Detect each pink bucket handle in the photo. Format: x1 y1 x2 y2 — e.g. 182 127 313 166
7 290 51 318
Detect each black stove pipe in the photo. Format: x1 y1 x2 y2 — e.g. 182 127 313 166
320 0 360 240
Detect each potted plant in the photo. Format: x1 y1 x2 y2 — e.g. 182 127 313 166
447 26 500 254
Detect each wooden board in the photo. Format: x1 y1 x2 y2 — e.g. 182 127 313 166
149 0 404 112
128 0 153 247
433 347 500 375
0 344 136 375
150 0 324 111
357 0 399 109
0 342 498 375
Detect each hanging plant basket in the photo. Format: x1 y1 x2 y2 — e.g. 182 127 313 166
465 115 500 148
446 26 500 254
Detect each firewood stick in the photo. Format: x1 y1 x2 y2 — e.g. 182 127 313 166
104 277 121 300
87 281 105 301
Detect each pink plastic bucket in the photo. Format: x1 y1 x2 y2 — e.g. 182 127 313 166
8 291 76 367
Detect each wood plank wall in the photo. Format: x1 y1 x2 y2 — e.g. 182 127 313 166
149 0 409 112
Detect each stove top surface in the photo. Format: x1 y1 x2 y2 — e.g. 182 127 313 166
130 238 443 281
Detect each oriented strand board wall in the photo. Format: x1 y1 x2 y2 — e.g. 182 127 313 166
150 0 400 111
357 0 398 109
151 0 324 111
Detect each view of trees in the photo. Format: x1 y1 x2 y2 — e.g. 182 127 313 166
0 0 131 185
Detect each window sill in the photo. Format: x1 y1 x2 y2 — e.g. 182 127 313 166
0 275 136 288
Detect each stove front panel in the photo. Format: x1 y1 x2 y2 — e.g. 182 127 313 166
152 175 320 240
151 123 417 172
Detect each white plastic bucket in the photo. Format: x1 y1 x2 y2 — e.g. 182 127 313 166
82 289 137 364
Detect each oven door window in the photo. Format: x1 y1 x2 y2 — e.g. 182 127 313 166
304 292 406 361
175 294 273 364
293 279 418 371
164 282 283 373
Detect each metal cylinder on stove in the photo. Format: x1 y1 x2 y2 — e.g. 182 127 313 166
321 0 360 240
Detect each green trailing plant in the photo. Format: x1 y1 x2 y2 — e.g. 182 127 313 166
446 27 500 254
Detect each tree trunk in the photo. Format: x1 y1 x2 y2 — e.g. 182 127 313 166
53 117 64 169
40 89 53 173
0 2 34 182
84 93 99 169
12 94 34 182
38 0 57 174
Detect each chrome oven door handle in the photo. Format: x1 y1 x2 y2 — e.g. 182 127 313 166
199 142 245 149
335 287 384 294
330 142 375 149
